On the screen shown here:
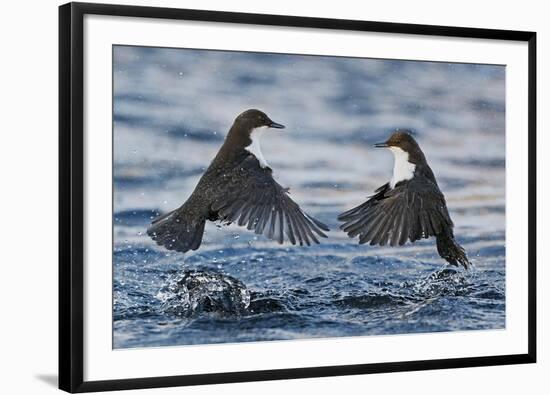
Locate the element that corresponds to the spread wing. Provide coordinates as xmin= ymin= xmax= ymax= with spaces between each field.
xmin=210 ymin=155 xmax=329 ymax=246
xmin=338 ymin=179 xmax=453 ymax=246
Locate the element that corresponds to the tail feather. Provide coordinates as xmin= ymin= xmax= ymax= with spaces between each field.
xmin=436 ymin=231 xmax=470 ymax=269
xmin=151 ymin=209 xmax=176 ymax=225
xmin=147 ymin=208 xmax=206 ymax=253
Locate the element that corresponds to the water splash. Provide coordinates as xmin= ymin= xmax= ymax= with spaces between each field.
xmin=411 ymin=268 xmax=471 ymax=297
xmin=156 ymin=270 xmax=251 ymax=317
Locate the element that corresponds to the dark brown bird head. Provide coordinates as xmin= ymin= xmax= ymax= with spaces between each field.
xmin=220 ymin=109 xmax=285 ymax=168
xmin=374 ymin=129 xmax=429 ymax=170
xmin=374 ymin=130 xmax=420 ymax=152
xmin=233 ymin=109 xmax=285 ymax=136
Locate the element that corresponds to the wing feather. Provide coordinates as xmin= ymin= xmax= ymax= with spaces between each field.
xmin=212 ymin=155 xmax=328 ymax=245
xmin=283 ymin=208 xmax=297 ymax=245
xmin=339 ymin=178 xmax=452 ymax=247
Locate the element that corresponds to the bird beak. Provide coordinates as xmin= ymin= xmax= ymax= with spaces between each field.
xmin=373 ymin=142 xmax=389 ymax=148
xmin=269 ymin=121 xmax=285 ymax=129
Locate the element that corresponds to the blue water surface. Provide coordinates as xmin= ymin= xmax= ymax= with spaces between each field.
xmin=113 ymin=46 xmax=505 ymax=349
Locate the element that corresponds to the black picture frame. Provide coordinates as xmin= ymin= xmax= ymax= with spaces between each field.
xmin=59 ymin=2 xmax=537 ymax=392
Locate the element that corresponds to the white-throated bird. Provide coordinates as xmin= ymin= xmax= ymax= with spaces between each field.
xmin=148 ymin=109 xmax=329 ymax=253
xmin=338 ymin=130 xmax=470 ymax=268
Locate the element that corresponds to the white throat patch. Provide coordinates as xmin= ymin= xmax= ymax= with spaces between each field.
xmin=388 ymin=146 xmax=416 ymax=188
xmin=245 ymin=126 xmax=269 ymax=168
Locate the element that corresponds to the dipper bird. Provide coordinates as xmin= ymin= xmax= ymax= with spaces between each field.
xmin=147 ymin=109 xmax=329 ymax=253
xmin=338 ymin=130 xmax=470 ymax=268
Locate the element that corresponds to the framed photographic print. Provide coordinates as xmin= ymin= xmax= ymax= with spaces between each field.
xmin=59 ymin=2 xmax=536 ymax=392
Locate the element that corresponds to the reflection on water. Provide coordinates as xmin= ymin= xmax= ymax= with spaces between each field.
xmin=113 ymin=45 xmax=505 ymax=349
